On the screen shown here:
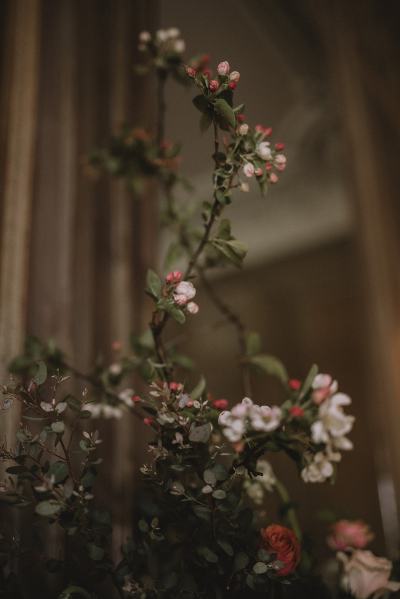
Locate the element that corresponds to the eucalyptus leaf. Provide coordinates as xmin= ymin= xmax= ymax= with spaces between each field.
xmin=34 ymin=360 xmax=47 ymax=385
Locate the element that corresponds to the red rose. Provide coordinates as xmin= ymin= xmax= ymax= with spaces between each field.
xmin=260 ymin=524 xmax=300 ymax=576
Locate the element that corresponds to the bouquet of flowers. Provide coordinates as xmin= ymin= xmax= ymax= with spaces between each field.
xmin=1 ymin=27 xmax=398 ymax=599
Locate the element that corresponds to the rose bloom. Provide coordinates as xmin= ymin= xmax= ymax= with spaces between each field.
xmin=328 ymin=520 xmax=374 ymax=552
xmin=260 ymin=524 xmax=301 ymax=576
xmin=339 ymin=550 xmax=400 ymax=599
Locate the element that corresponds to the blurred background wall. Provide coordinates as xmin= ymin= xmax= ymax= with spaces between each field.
xmin=1 ymin=0 xmax=400 ymax=561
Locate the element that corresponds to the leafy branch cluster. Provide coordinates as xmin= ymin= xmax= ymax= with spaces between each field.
xmin=0 ymin=27 xmax=362 ymax=599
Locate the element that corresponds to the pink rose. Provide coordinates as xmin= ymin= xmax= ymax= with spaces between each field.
xmin=328 ymin=520 xmax=374 ymax=551
xmin=338 ymin=550 xmax=400 ymax=599
xmin=217 ymin=61 xmax=230 ymax=76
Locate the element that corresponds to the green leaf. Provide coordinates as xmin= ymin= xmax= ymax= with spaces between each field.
xmin=36 ymin=500 xmax=62 ymax=517
xmin=51 ymin=421 xmax=65 ymax=434
xmin=48 ymin=461 xmax=68 ymax=484
xmin=212 ymin=464 xmax=228 ymax=481
xmin=245 ymin=331 xmax=262 ymax=356
xmin=203 ymin=469 xmax=217 ymax=486
xmin=300 ymin=363 xmax=318 ymax=398
xmin=234 ymin=552 xmax=249 ymax=571
xmin=146 ymin=269 xmax=162 ymax=299
xmin=192 ymin=94 xmax=210 ymax=114
xmin=214 ymin=98 xmax=236 ymax=128
xmin=58 ymin=586 xmax=92 ymax=599
xmin=34 ymin=360 xmax=47 ymax=385
xmin=189 ymin=422 xmax=212 ymax=443
xmin=253 ymin=562 xmax=268 ymax=574
xmin=87 ymin=542 xmax=105 ymax=561
xmin=200 ymin=111 xmax=213 ymax=133
xmin=190 ymin=376 xmax=206 ymax=400
xmin=211 ymin=238 xmax=248 ymax=268
xmin=212 ymin=489 xmax=226 ymax=500
xmin=216 ymin=219 xmax=231 ymax=240
xmin=217 ymin=540 xmax=234 ymax=556
xmin=168 ymin=305 xmax=186 ymax=324
xmin=248 ymin=354 xmax=288 ymax=384
xmin=198 ymin=546 xmax=218 ymax=563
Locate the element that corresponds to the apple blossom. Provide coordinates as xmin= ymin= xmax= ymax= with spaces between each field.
xmin=139 ymin=31 xmax=151 ymax=43
xmin=274 ymin=153 xmax=287 ymax=171
xmin=217 ymin=60 xmax=230 ymax=76
xmin=174 ymin=280 xmax=196 ymax=301
xmin=269 ymin=173 xmax=279 ymax=184
xmin=173 ymin=39 xmax=185 ymax=53
xmin=238 ymin=123 xmax=249 ymax=135
xmin=256 ymin=141 xmax=272 ymax=161
xmin=209 ymin=79 xmax=219 ymax=92
xmin=166 ymin=270 xmax=183 ymax=284
xmin=186 ymin=66 xmax=196 ymax=78
xmin=243 ymin=162 xmax=255 ymax=178
xmin=186 ymin=301 xmax=199 ymax=314
xmin=229 ymin=70 xmax=240 ymax=82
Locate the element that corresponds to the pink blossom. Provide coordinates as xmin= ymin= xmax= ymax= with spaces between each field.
xmin=186 ymin=66 xmax=196 ymax=78
xmin=274 ymin=153 xmax=287 ymax=171
xmin=289 ymin=406 xmax=304 ymax=418
xmin=254 ymin=167 xmax=263 ymax=177
xmin=213 ymin=398 xmax=229 ymax=410
xmin=243 ymin=163 xmax=255 ymax=178
xmin=217 ymin=61 xmax=230 ymax=76
xmin=328 ymin=520 xmax=374 ymax=551
xmin=186 ymin=301 xmax=199 ymax=314
xmin=166 ymin=270 xmax=183 ymax=284
xmin=209 ymin=79 xmax=219 ymax=92
xmin=269 ymin=172 xmax=279 ymax=184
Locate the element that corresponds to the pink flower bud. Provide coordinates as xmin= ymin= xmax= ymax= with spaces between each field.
xmin=238 ymin=123 xmax=249 ymax=136
xmin=217 ymin=61 xmax=230 ymax=76
xmin=229 ymin=70 xmax=240 ymax=82
xmin=289 ymin=378 xmax=301 ymax=390
xmin=275 ymin=142 xmax=285 ymax=151
xmin=243 ymin=163 xmax=255 ymax=178
xmin=269 ymin=172 xmax=279 ymax=184
xmin=132 ymin=395 xmax=141 ymax=403
xmin=213 ymin=398 xmax=229 ymax=410
xmin=203 ymin=68 xmax=211 ymax=79
xmin=209 ymin=79 xmax=219 ymax=92
xmin=186 ymin=301 xmax=199 ymax=314
xmin=289 ymin=405 xmax=304 ymax=418
xmin=143 ymin=417 xmax=153 ymax=426
xmin=186 ymin=66 xmax=196 ymax=78
xmin=166 ymin=270 xmax=183 ymax=284
xmin=265 ymin=162 xmax=272 ymax=172
xmin=228 ymin=81 xmax=237 ymax=90
xmin=236 ymin=113 xmax=245 ymax=123
xmin=169 ymin=381 xmax=183 ymax=392
xmin=255 ymin=167 xmax=263 ymax=177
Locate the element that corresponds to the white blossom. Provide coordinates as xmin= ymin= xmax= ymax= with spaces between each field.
xmin=139 ymin=31 xmax=151 ymax=43
xmin=219 ymin=397 xmax=282 ymax=442
xmin=186 ymin=301 xmax=199 ymax=314
xmin=229 ymin=71 xmax=240 ymax=82
xmin=85 ymin=402 xmax=123 ymax=419
xmin=239 ymin=123 xmax=249 ymax=136
xmin=243 ymin=163 xmax=255 ymax=178
xmin=217 ymin=61 xmax=230 ymax=76
xmin=256 ymin=142 xmax=272 ymax=161
xmin=174 ymin=280 xmax=196 ymax=305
